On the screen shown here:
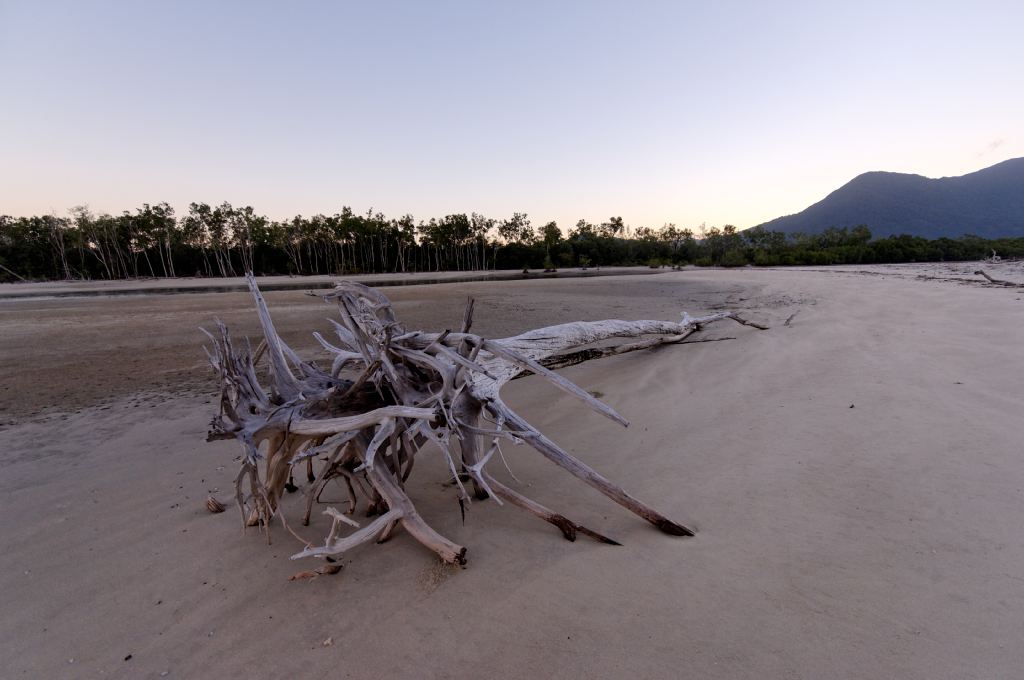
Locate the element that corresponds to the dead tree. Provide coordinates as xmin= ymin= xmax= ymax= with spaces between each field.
xmin=204 ymin=275 xmax=763 ymax=566
xmin=974 ymin=269 xmax=1024 ymax=288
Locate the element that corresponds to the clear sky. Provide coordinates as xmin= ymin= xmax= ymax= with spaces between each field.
xmin=1 ymin=0 xmax=1022 ymax=231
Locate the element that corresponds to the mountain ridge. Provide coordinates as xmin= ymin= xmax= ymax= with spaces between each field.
xmin=755 ymin=157 xmax=1024 ymax=239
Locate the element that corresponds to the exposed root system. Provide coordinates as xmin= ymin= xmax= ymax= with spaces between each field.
xmin=204 ymin=275 xmax=764 ymax=566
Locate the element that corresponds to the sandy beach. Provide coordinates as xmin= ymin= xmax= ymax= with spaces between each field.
xmin=2 ymin=263 xmax=1023 ymax=679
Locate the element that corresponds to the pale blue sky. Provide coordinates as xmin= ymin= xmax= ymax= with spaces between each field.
xmin=1 ymin=0 xmax=1021 ymax=230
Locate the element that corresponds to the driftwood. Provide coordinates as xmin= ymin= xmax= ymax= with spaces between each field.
xmin=204 ymin=275 xmax=764 ymax=566
xmin=974 ymin=269 xmax=1024 ymax=288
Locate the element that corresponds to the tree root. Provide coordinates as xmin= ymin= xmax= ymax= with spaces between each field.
xmin=975 ymin=269 xmax=1024 ymax=287
xmin=203 ymin=275 xmax=765 ymax=568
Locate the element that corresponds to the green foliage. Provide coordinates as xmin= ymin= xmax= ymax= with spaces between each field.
xmin=2 ymin=205 xmax=1023 ymax=283
xmin=538 ymin=221 xmax=562 ymax=248
xmin=720 ymin=250 xmax=748 ymax=267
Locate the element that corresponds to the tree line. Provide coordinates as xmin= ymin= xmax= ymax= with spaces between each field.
xmin=2 ymin=202 xmax=1022 ymax=282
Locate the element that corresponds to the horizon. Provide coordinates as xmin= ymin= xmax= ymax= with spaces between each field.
xmin=2 ymin=1 xmax=1022 ymax=230
xmin=1 ymin=154 xmax=1021 ymax=233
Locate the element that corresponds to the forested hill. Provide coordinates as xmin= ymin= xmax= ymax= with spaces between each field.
xmin=756 ymin=157 xmax=1024 ymax=239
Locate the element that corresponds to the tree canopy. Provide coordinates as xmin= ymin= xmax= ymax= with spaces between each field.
xmin=2 ymin=203 xmax=1021 ymax=282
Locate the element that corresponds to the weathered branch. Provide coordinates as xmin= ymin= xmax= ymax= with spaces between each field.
xmin=203 ymin=274 xmax=764 ymax=571
xmin=975 ymin=269 xmax=1024 ymax=287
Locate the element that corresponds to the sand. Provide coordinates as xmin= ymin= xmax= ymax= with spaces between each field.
xmin=1 ymin=263 xmax=1023 ymax=679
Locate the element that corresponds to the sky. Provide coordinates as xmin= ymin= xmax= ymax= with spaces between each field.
xmin=1 ymin=0 xmax=1022 ymax=231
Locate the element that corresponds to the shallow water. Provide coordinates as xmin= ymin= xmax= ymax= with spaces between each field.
xmin=0 ymin=268 xmax=667 ymax=300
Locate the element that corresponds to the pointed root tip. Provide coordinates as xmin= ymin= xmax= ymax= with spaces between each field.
xmin=656 ymin=518 xmax=695 ymax=537
xmin=576 ymin=527 xmax=622 ymax=546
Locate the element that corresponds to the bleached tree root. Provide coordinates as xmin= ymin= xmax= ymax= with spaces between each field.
xmin=204 ymin=275 xmax=764 ymax=568
xmin=975 ymin=269 xmax=1024 ymax=287
xmin=484 ymin=474 xmax=621 ymax=545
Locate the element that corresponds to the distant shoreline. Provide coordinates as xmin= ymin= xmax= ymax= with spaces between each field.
xmin=0 ymin=266 xmax=669 ymax=300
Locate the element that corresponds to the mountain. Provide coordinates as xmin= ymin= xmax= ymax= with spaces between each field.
xmin=755 ymin=157 xmax=1024 ymax=239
